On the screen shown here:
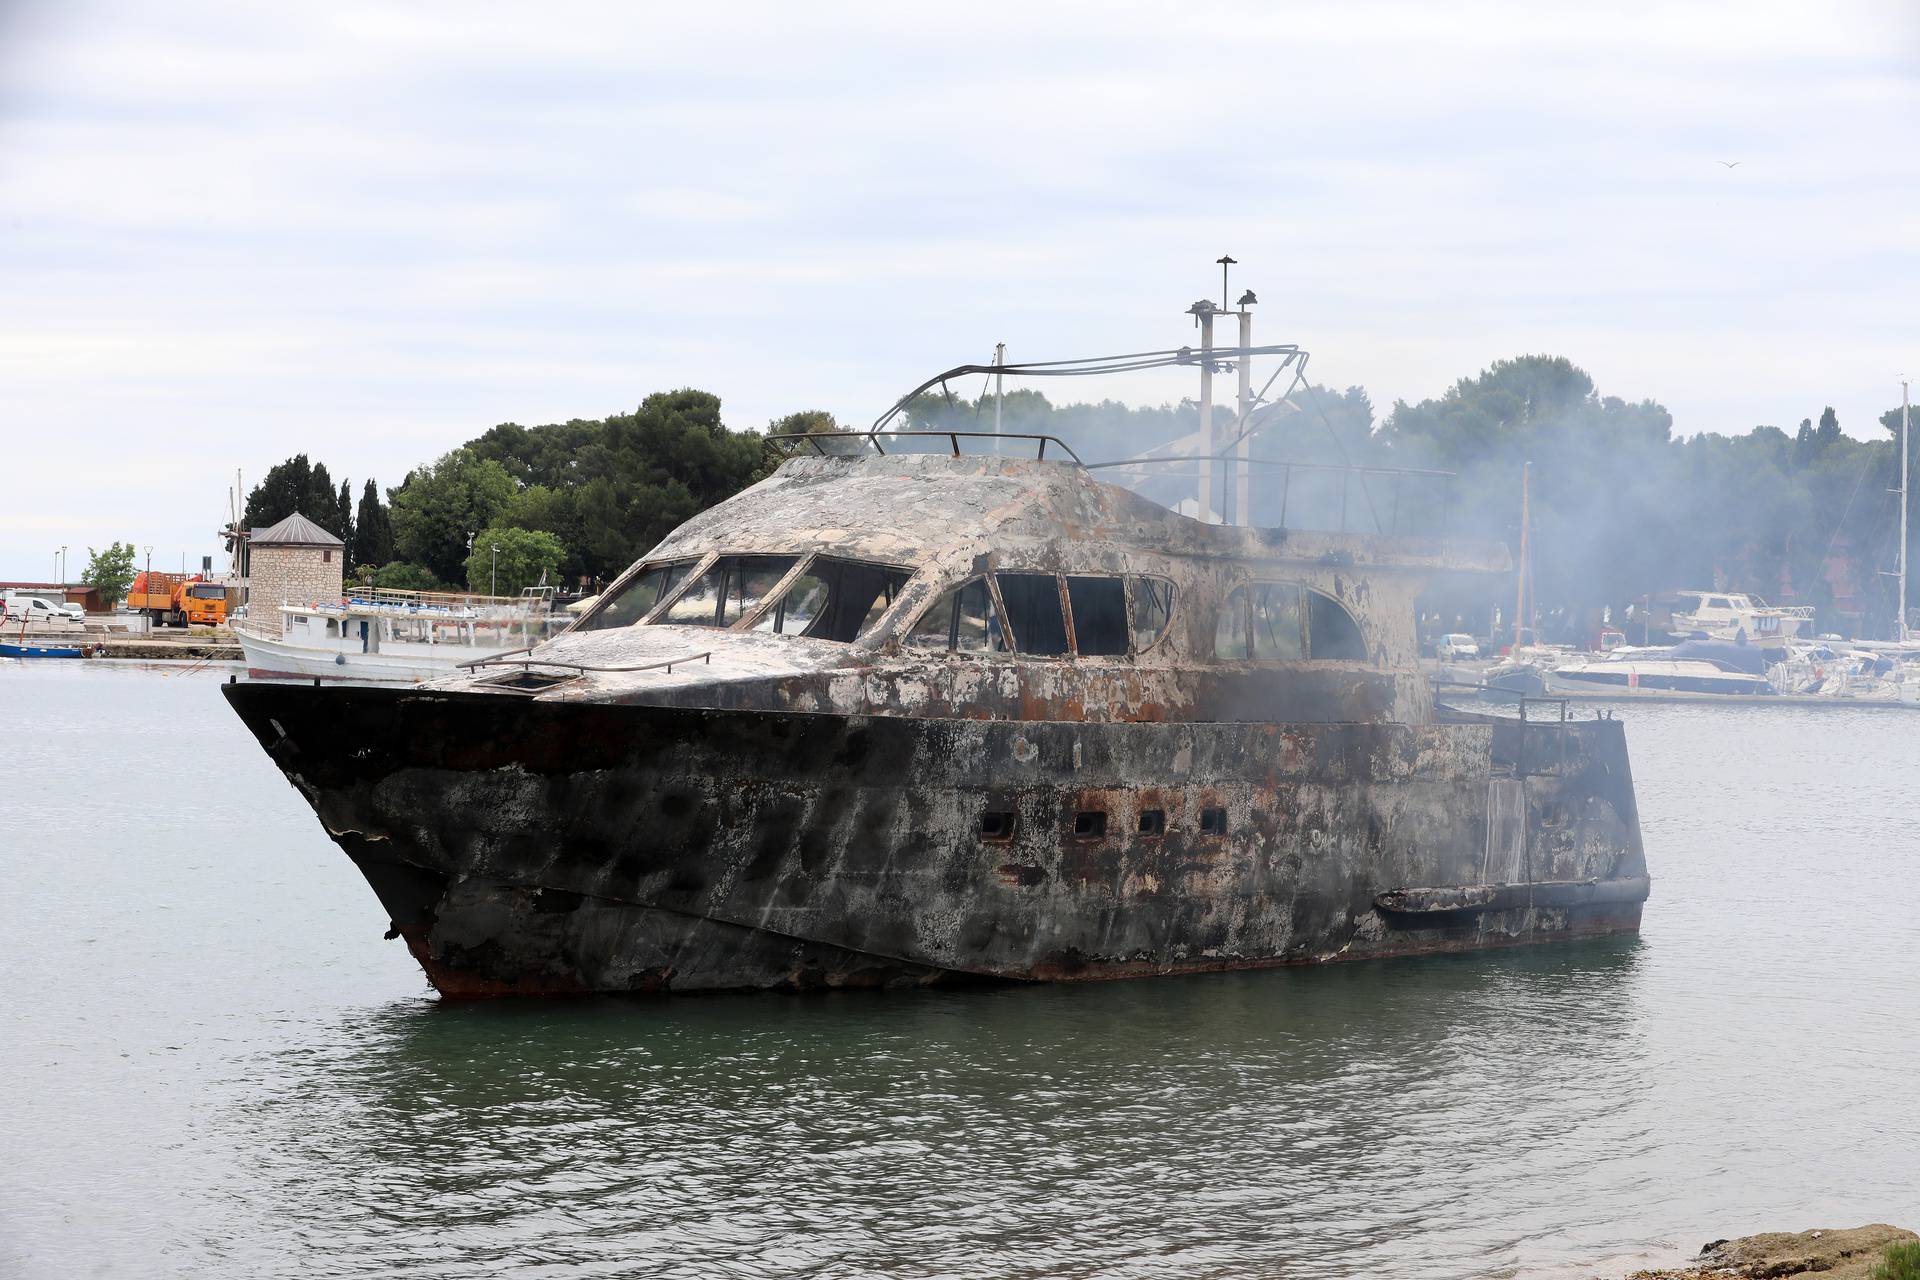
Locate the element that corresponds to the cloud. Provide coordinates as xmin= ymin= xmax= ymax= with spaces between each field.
xmin=1 ymin=0 xmax=1917 ymax=575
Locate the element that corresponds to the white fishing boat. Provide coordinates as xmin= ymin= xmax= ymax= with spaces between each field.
xmin=235 ymin=587 xmax=565 ymax=683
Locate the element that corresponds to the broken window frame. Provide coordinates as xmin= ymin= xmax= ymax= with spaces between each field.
xmin=901 ymin=569 xmax=1177 ymax=660
xmin=1306 ymin=589 xmax=1369 ymax=661
xmin=902 ymin=574 xmax=1013 ymax=655
xmin=753 ymin=554 xmax=914 ymax=643
xmin=1214 ymin=581 xmax=1369 ymax=663
xmin=994 ymin=571 xmax=1072 ymax=657
xmin=1063 ymin=574 xmax=1130 ymax=658
xmin=582 ymin=550 xmax=914 ymax=643
xmin=657 ymin=554 xmax=807 ymax=629
xmin=574 ymin=554 xmax=709 ymax=632
xmin=1125 ymin=575 xmax=1177 ymax=654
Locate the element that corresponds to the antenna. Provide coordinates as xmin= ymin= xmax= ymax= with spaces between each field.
xmin=1216 ymin=255 xmax=1236 ymax=312
xmin=993 ymin=342 xmax=1005 ymax=435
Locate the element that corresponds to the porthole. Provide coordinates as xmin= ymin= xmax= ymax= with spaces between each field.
xmin=1199 ymin=807 xmax=1227 ymax=836
xmin=1073 ymin=810 xmax=1108 ymax=839
xmin=1137 ymin=809 xmax=1166 ymax=836
xmin=980 ymin=810 xmax=1017 ymax=842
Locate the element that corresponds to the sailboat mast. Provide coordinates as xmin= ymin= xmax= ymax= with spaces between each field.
xmin=1514 ymin=461 xmax=1531 ymax=648
xmin=1901 ymin=380 xmax=1910 ymax=642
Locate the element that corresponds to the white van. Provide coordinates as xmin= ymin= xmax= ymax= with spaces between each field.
xmin=1 ymin=594 xmax=81 ymax=626
xmin=1437 ymin=633 xmax=1480 ymax=662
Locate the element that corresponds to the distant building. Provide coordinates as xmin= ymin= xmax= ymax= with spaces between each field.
xmin=244 ymin=513 xmax=344 ymax=633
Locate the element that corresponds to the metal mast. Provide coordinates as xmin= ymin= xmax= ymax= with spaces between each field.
xmin=1514 ymin=461 xmax=1532 ymax=649
xmin=1193 ymin=303 xmax=1216 ymax=523
xmin=1901 ymin=380 xmax=1910 ymax=641
xmin=1235 ymin=301 xmax=1253 ymax=526
xmin=992 ymin=343 xmax=1006 ymax=435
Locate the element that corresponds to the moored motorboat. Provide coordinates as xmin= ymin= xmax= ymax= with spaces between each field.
xmin=1547 ymin=654 xmax=1772 ymax=696
xmin=1664 ymin=590 xmax=1812 ymax=651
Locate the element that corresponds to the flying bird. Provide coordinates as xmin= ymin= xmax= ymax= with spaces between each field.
xmin=1718 ymin=160 xmax=1741 ymax=168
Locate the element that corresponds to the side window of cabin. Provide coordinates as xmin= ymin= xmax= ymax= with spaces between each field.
xmin=1251 ymin=584 xmax=1305 ymax=660
xmin=1129 ymin=576 xmax=1174 ymax=652
xmin=1215 ymin=587 xmax=1250 ymax=659
xmin=1217 ymin=583 xmax=1354 ymax=661
xmin=1065 ymin=576 xmax=1128 ymax=656
xmin=1307 ymin=591 xmax=1367 ymax=660
xmin=996 ymin=573 xmax=1069 ymax=657
xmin=759 ymin=557 xmax=910 ymax=642
xmin=581 ymin=560 xmax=692 ymax=630
xmin=906 ymin=577 xmax=1006 ymax=653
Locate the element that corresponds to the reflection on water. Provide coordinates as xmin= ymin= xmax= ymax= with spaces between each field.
xmin=3 ymin=665 xmax=1918 ymax=1280
xmin=248 ymin=945 xmax=1648 ymax=1279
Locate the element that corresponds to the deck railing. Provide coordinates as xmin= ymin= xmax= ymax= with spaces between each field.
xmin=766 ymin=430 xmax=1080 ymax=462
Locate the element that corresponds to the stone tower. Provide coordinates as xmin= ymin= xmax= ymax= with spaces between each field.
xmin=245 ymin=512 xmax=344 ymax=636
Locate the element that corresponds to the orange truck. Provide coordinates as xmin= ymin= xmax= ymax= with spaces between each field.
xmin=128 ymin=572 xmax=229 ymax=627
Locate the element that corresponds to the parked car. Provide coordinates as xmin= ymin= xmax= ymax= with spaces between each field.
xmin=1437 ymin=632 xmax=1480 ymax=662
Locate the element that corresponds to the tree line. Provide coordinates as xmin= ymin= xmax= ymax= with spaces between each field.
xmin=239 ymin=356 xmax=1918 ymax=635
xmin=242 ymin=391 xmax=803 ymax=597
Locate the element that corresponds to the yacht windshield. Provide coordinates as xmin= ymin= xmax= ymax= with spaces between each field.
xmin=660 ymin=556 xmax=799 ymax=627
xmin=578 ymin=559 xmax=696 ymax=630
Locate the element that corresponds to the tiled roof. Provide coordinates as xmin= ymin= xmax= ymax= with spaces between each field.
xmin=250 ymin=511 xmax=344 ymax=548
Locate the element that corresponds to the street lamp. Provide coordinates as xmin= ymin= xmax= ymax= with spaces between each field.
xmin=61 ymin=545 xmax=67 ymax=585
xmin=490 ymin=543 xmax=499 ymax=598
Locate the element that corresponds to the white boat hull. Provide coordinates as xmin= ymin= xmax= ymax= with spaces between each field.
xmin=236 ymin=627 xmax=486 ymax=684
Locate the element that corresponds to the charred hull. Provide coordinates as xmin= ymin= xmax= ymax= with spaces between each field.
xmin=225 ymin=682 xmax=1648 ymax=997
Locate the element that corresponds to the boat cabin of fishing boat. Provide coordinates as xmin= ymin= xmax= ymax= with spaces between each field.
xmin=1666 ymin=590 xmax=1812 ymax=650
xmin=234 ymin=588 xmax=564 ymax=684
xmin=224 ymin=297 xmax=1651 ymax=997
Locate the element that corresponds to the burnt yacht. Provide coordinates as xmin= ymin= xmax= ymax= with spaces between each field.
xmin=225 ymin=296 xmax=1650 ymax=996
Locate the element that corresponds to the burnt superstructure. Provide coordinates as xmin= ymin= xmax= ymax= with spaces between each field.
xmin=226 ymin=440 xmax=1650 ymax=996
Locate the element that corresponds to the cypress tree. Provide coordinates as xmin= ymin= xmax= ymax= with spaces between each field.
xmin=354 ymin=478 xmax=393 ymax=567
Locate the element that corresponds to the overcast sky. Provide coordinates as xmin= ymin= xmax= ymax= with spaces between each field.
xmin=2 ymin=0 xmax=1916 ymax=580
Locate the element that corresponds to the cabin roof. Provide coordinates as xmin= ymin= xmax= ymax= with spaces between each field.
xmin=643 ymin=453 xmax=1510 ymax=576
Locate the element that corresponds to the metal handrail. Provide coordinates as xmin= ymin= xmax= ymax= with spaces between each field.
xmin=866 ymin=344 xmax=1306 ymax=434
xmin=766 ymin=430 xmax=1082 ymax=463
xmin=458 ymin=647 xmax=714 ymax=675
xmin=1516 ymin=695 xmax=1571 ymax=724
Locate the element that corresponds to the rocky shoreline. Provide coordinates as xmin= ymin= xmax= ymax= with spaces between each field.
xmin=1617 ymin=1225 xmax=1916 ymax=1280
